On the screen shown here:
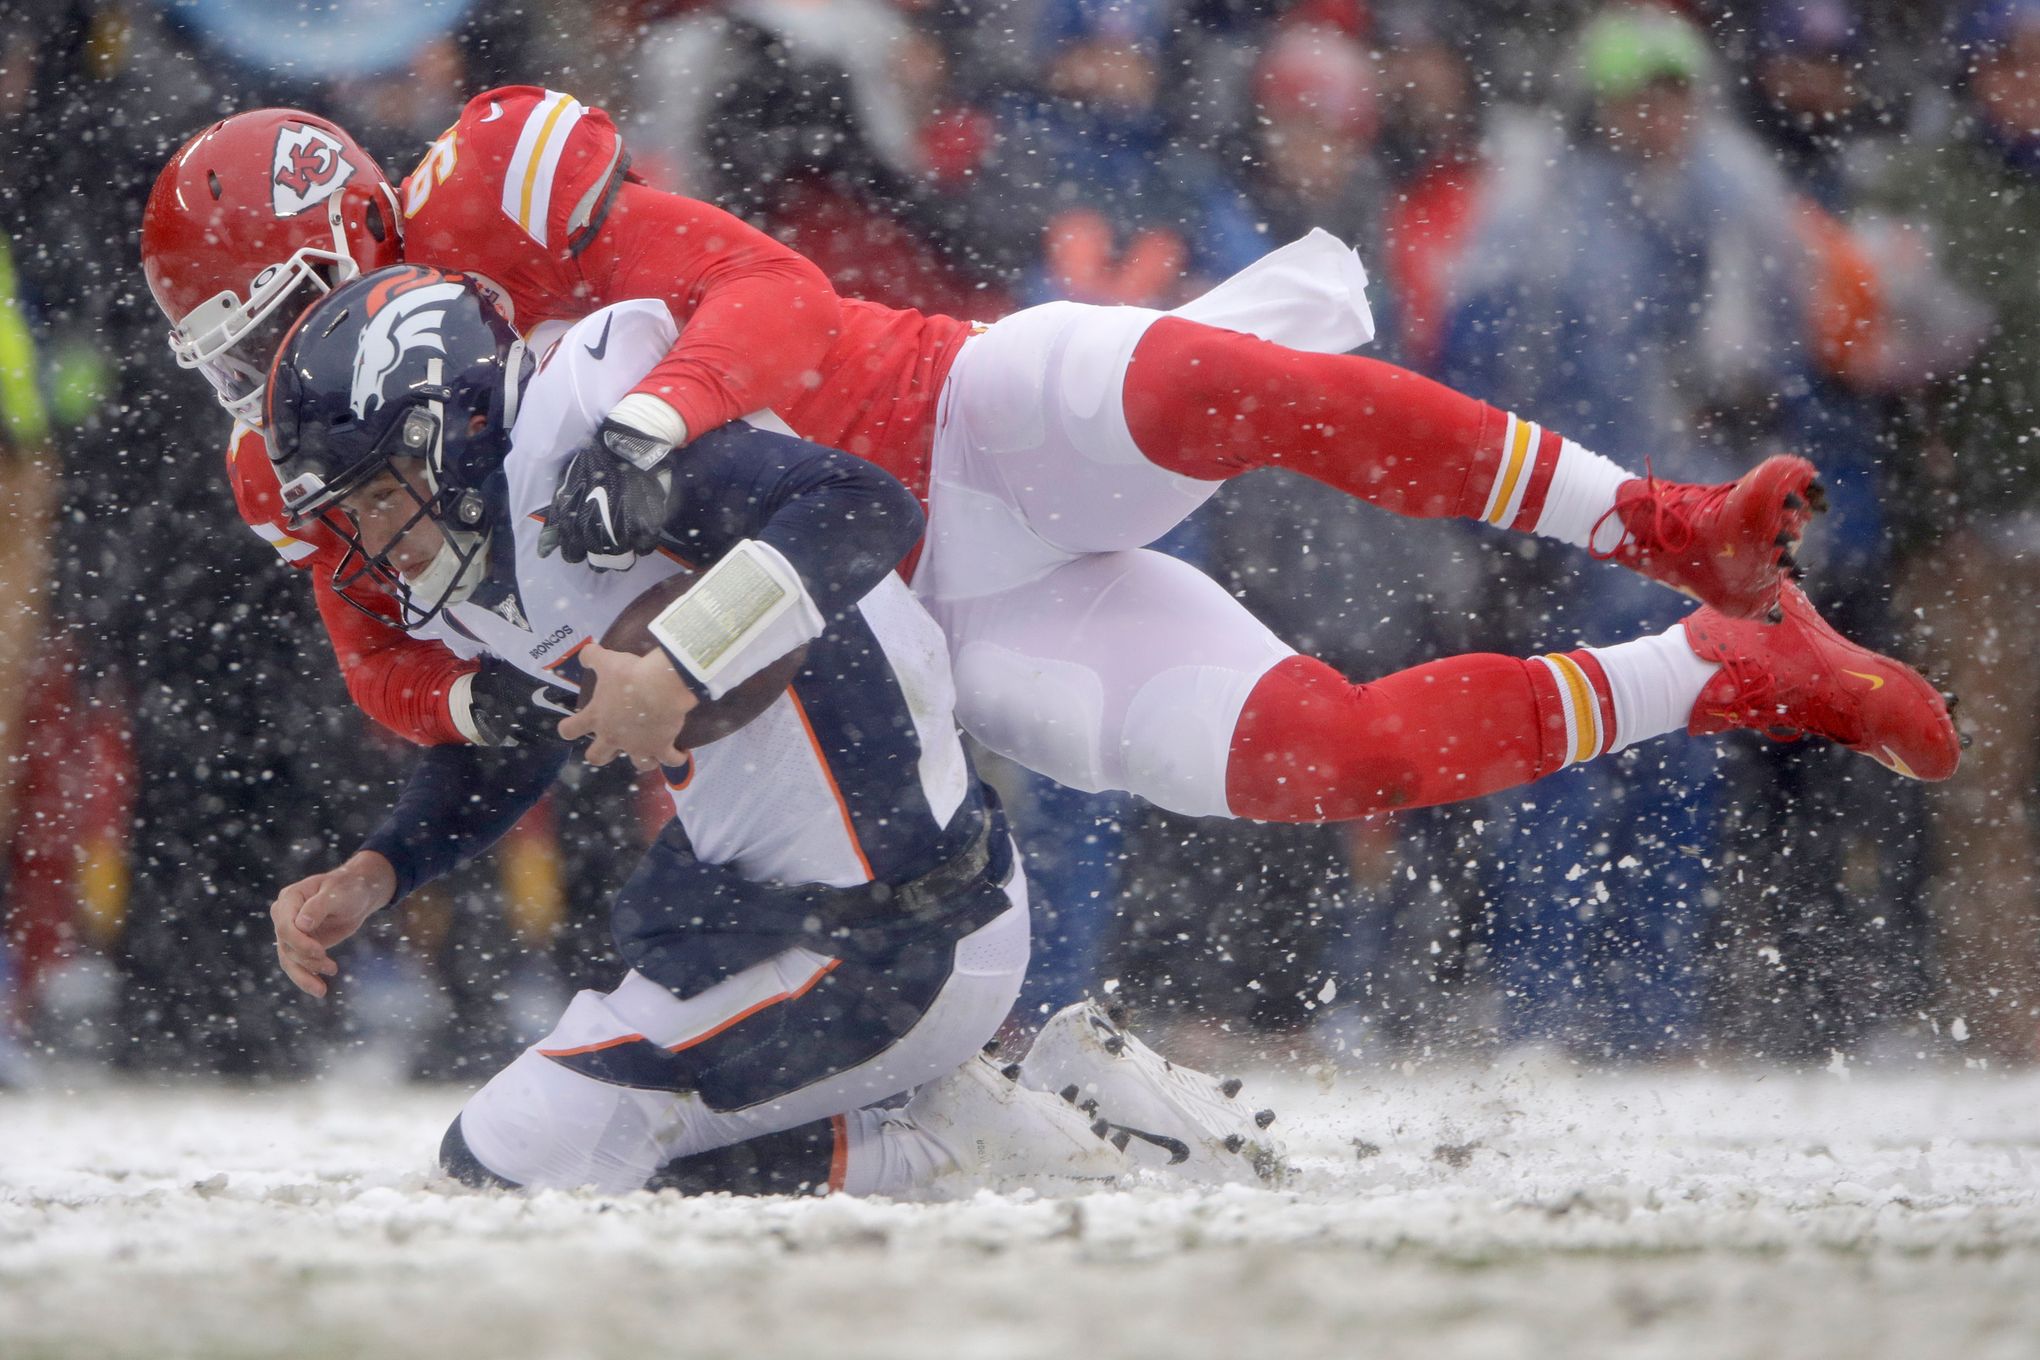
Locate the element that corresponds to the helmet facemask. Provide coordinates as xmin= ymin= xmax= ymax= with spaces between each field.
xmin=266 ymin=263 xmax=526 ymax=629
xmin=286 ymin=401 xmax=492 ymax=630
xmin=165 ymin=181 xmax=402 ymax=426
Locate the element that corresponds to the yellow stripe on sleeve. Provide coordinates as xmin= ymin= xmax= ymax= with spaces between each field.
xmin=1487 ymin=415 xmax=1535 ymax=526
xmin=517 ymin=95 xmax=575 ymax=235
xmin=1544 ymin=653 xmax=1602 ymax=765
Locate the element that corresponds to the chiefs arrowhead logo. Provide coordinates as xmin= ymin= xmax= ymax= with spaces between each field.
xmin=271 ymin=123 xmax=355 ymax=217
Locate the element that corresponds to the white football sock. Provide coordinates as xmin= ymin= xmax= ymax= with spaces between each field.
xmin=835 ymin=1106 xmax=948 ymax=1198
xmin=1584 ymin=622 xmax=1723 ymax=751
xmin=1531 ymin=437 xmax=1636 ymax=552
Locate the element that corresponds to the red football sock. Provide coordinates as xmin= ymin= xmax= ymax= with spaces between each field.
xmin=1122 ymin=315 xmax=1562 ymax=529
xmin=1226 ymin=650 xmax=1617 ymax=822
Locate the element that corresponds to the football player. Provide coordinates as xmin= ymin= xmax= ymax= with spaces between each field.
xmin=261 ymin=265 xmax=1279 ymax=1195
xmin=140 ymin=109 xmax=553 ymax=749
xmin=141 ymin=91 xmax=1960 ymax=830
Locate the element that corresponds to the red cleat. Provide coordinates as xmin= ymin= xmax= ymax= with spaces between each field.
xmin=1595 ymin=454 xmax=1824 ymax=618
xmin=1682 ymin=582 xmax=1961 ymax=781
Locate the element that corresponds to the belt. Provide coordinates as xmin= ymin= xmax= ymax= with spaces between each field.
xmin=820 ymin=814 xmax=998 ymax=927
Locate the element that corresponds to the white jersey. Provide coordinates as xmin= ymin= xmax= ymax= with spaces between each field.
xmin=420 ymin=301 xmax=974 ymax=890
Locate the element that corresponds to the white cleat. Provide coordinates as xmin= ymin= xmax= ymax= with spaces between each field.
xmin=1019 ymin=1001 xmax=1285 ymax=1185
xmin=902 ymin=1053 xmax=1131 ymax=1197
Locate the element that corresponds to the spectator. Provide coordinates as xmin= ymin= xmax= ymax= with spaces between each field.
xmin=1376 ymin=14 xmax=1488 ymax=370
xmin=1870 ymin=0 xmax=2040 ymax=1063
xmin=1436 ymin=6 xmax=1812 ymax=1059
xmin=997 ymin=0 xmax=1266 ymax=305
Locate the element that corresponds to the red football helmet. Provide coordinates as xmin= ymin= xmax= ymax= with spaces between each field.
xmin=140 ymin=108 xmax=403 ymax=425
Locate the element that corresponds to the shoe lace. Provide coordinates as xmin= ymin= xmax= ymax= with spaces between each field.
xmin=1709 ymin=655 xmax=1808 ymax=743
xmin=1588 ymin=458 xmax=1734 ymax=562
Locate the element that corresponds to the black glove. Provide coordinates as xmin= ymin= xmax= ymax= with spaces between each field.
xmin=535 ymin=417 xmax=675 ymax=568
xmin=463 ymin=658 xmax=577 ymax=747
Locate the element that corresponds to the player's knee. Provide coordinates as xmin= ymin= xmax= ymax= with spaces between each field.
xmin=1225 ymin=656 xmax=1422 ymax=821
xmin=1122 ymin=665 xmax=1259 ymax=818
xmin=453 ymin=1047 xmax=667 ymax=1193
xmin=1123 ymin=317 xmax=1265 ymax=479
xmin=646 ymin=1122 xmax=840 ymax=1198
xmin=439 ymin=1113 xmax=522 ymax=1190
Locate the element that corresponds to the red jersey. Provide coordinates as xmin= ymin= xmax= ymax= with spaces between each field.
xmin=226 ymin=424 xmax=475 ymax=745
xmin=397 ymin=86 xmax=971 ymax=500
xmin=227 ymin=85 xmax=968 ymax=748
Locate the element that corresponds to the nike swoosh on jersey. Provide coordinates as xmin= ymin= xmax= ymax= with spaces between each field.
xmin=1843 ymin=669 xmax=1886 ymax=691
xmin=584 ymin=314 xmax=613 ymax=361
xmin=480 ymin=101 xmax=504 ymax=123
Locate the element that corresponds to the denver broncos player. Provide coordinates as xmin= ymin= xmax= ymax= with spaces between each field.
xmin=261 ymin=265 xmax=1278 ymax=1195
xmin=143 ymin=89 xmax=1960 ymax=830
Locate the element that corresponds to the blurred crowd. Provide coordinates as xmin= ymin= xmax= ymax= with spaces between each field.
xmin=0 ymin=0 xmax=2036 ymax=1084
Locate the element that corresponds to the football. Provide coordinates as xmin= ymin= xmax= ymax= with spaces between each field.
xmin=595 ymin=567 xmax=808 ymax=747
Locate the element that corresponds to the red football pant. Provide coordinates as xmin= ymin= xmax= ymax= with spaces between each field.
xmin=1121 ymin=316 xmax=1558 ymax=530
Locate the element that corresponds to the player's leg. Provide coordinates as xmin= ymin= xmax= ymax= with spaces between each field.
xmin=931 ymin=293 xmax=1818 ymax=619
xmin=933 ymin=549 xmax=1957 ymax=826
xmin=931 ymin=549 xmax=1294 ymax=818
xmin=1122 ymin=316 xmax=1824 ymax=618
xmin=460 ymin=1047 xmax=1129 ymax=1198
xmin=442 ymin=873 xmax=1123 ymax=1196
xmin=444 ymin=885 xmax=1026 ymax=1191
xmin=1229 ymin=578 xmax=1961 ymax=821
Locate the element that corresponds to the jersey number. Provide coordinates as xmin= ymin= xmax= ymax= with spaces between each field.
xmin=404 ymin=132 xmax=459 ymax=218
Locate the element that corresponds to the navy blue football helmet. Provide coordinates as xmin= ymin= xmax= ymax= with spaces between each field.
xmin=266 ymin=264 xmax=531 ymax=627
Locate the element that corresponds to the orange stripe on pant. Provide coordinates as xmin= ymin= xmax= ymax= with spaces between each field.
xmin=828 ymin=1113 xmax=850 ymax=1193
xmin=667 ymin=958 xmax=843 ymax=1054
xmin=537 ymin=958 xmax=842 ymax=1060
xmin=787 ymin=687 xmax=875 ymax=881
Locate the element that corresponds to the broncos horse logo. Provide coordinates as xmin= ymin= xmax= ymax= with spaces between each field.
xmin=349 ymin=271 xmax=469 ymax=418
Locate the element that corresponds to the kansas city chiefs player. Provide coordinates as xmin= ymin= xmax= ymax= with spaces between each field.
xmin=140 ymin=109 xmax=563 ymax=747
xmin=141 ymin=87 xmax=1961 ymax=815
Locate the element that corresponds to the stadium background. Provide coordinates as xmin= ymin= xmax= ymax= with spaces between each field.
xmin=0 ymin=0 xmax=2034 ymax=1086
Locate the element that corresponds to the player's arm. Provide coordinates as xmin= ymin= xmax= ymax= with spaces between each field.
xmin=310 ymin=573 xmax=573 ymax=747
xmin=578 ymin=182 xmax=843 ymax=445
xmin=272 ymin=740 xmax=568 ymax=997
xmin=560 ymin=422 xmax=924 ymax=767
xmin=230 ymin=427 xmax=533 ymax=747
xmin=307 ymin=570 xmax=474 ymax=744
xmin=665 ymin=419 xmax=925 ymax=624
xmin=538 ymin=185 xmax=850 ymax=567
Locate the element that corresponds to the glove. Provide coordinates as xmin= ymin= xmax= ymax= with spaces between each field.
xmin=536 ymin=416 xmax=676 ymax=569
xmin=459 ymin=658 xmax=577 ymax=747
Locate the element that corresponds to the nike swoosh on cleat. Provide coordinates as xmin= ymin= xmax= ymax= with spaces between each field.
xmin=1843 ymin=669 xmax=1886 ymax=691
xmin=1106 ymin=1124 xmax=1191 ymax=1165
xmin=1877 ymin=746 xmax=1918 ymax=778
xmin=584 ymin=315 xmax=613 ymax=361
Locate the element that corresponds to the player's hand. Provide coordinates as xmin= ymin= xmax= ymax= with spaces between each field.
xmin=535 ymin=417 xmax=675 ymax=569
xmin=269 ymin=851 xmax=397 ymax=999
xmin=462 ymin=658 xmax=577 ymax=747
xmin=556 ymin=642 xmax=697 ymax=772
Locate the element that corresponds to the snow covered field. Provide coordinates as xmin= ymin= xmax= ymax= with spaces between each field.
xmin=6 ymin=1062 xmax=2039 ymax=1360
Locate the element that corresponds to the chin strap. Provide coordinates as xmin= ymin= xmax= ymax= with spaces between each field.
xmin=502 ymin=336 xmax=531 ymax=430
xmin=402 ymin=526 xmax=491 ymax=616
